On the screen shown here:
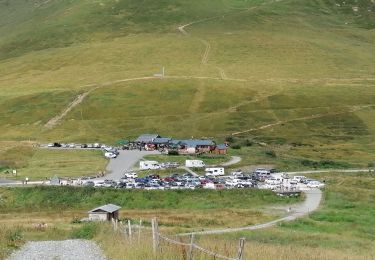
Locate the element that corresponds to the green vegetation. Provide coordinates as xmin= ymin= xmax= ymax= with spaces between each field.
xmin=217 ymin=172 xmax=375 ymax=256
xmin=0 ymin=187 xmax=298 ymax=211
xmin=143 ymin=153 xmax=229 ymax=166
xmin=0 ymin=143 xmax=107 ymax=180
xmin=70 ymin=222 xmax=99 ymax=239
xmin=0 ymin=0 xmax=373 ymax=171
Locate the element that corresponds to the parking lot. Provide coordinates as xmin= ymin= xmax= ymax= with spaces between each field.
xmin=40 ymin=142 xmax=325 ymax=193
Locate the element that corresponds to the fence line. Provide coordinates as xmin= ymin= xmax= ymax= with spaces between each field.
xmin=112 ymin=217 xmax=245 ymax=260
xmin=151 ymin=218 xmax=245 ymax=260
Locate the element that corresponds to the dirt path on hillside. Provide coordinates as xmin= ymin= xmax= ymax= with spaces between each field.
xmin=42 ymin=75 xmax=249 ymax=129
xmin=231 ymin=104 xmax=374 ymax=136
xmin=44 ymin=90 xmax=94 ymax=129
xmin=177 ymin=5 xmax=268 ymax=79
xmin=178 ymin=188 xmax=322 ymax=236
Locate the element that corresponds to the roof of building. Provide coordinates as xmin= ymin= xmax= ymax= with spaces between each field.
xmin=88 ymin=204 xmax=121 ymax=214
xmin=153 ymin=137 xmax=172 ymax=144
xmin=216 ymin=144 xmax=228 ymax=150
xmin=171 ymin=139 xmax=215 ymax=147
xmin=135 ymin=134 xmax=160 ymax=143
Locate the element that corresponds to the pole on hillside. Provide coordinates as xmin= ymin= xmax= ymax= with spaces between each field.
xmin=237 ymin=238 xmax=245 ymax=260
xmin=138 ymin=219 xmax=142 ymax=244
xmin=128 ymin=220 xmax=132 ymax=239
xmin=188 ymin=233 xmax=195 ymax=260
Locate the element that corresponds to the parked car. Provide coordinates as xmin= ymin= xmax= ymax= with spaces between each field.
xmin=104 ymin=152 xmax=117 ymax=159
xmin=124 ymin=172 xmax=138 ymax=179
xmin=307 ymin=181 xmax=325 ymax=188
xmin=293 ymin=176 xmax=306 ymax=183
xmin=83 ymin=181 xmax=95 ymax=187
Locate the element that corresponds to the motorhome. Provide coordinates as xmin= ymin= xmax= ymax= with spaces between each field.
xmin=185 ymin=160 xmax=205 ymax=168
xmin=205 ymin=167 xmax=225 ymax=177
xmin=139 ymin=161 xmax=161 ymax=170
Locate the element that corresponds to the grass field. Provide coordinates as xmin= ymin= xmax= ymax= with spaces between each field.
xmin=0 ymin=172 xmax=374 ymax=259
xmin=92 ymin=172 xmax=375 ymax=259
xmin=0 ymin=142 xmax=107 ymax=180
xmin=0 ymin=0 xmax=374 ymax=172
xmin=1 ymin=171 xmax=370 ymax=259
xmin=0 ymin=187 xmax=298 ymax=258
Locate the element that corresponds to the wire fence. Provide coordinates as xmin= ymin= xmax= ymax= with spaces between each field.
xmin=112 ymin=218 xmax=245 ymax=260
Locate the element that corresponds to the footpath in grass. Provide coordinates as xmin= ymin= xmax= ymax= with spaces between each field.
xmin=216 ymin=172 xmax=375 ymax=256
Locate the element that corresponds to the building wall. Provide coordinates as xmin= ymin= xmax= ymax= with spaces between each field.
xmin=89 ymin=213 xmax=108 ymax=221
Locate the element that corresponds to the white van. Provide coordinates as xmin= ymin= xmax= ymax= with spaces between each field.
xmin=205 ymin=167 xmax=225 ymax=177
xmin=185 ymin=160 xmax=205 ymax=168
xmin=255 ymin=168 xmax=271 ymax=175
xmin=139 ymin=161 xmax=161 ymax=170
xmin=265 ymin=177 xmax=283 ymax=185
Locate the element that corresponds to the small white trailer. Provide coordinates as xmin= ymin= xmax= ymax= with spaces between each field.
xmin=185 ymin=160 xmax=205 ymax=168
xmin=139 ymin=161 xmax=161 ymax=170
xmin=205 ymin=167 xmax=225 ymax=177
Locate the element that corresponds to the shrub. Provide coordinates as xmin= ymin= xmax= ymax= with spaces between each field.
xmin=6 ymin=227 xmax=24 ymax=248
xmin=70 ymin=222 xmax=99 ymax=239
xmin=231 ymin=144 xmax=241 ymax=150
xmin=168 ymin=150 xmax=179 ymax=155
xmin=265 ymin=150 xmax=276 ymax=158
xmin=225 ymin=136 xmax=235 ymax=143
xmin=243 ymin=139 xmax=253 ymax=147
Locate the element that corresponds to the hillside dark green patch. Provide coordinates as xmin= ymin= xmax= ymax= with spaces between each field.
xmin=0 ymin=91 xmax=78 ymax=125
xmin=0 ymin=187 xmax=299 ymax=211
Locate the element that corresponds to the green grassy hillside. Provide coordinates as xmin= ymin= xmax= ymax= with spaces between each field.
xmin=0 ymin=0 xmax=374 ymax=169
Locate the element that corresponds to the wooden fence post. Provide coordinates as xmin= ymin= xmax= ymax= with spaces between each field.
xmin=188 ymin=233 xmax=195 ymax=260
xmin=155 ymin=218 xmax=160 ymax=250
xmin=237 ymin=238 xmax=245 ymax=260
xmin=128 ymin=220 xmax=132 ymax=239
xmin=138 ymin=219 xmax=142 ymax=244
xmin=151 ymin=218 xmax=157 ymax=254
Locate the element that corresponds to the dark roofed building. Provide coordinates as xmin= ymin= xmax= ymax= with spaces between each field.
xmin=213 ymin=144 xmax=228 ymax=155
xmin=153 ymin=137 xmax=172 ymax=144
xmin=172 ymin=139 xmax=216 ymax=154
xmin=88 ymin=204 xmax=121 ymax=221
xmin=135 ymin=134 xmax=161 ymax=143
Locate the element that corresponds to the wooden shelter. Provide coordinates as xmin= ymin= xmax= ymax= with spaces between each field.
xmin=88 ymin=204 xmax=121 ymax=221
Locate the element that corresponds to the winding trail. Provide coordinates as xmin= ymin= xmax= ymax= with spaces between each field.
xmin=43 ymin=75 xmax=247 ymax=129
xmin=220 ymin=156 xmax=242 ymax=166
xmin=44 ymin=90 xmax=93 ymax=129
xmin=231 ymin=104 xmax=374 ymax=136
xmin=178 ymin=188 xmax=322 ymax=236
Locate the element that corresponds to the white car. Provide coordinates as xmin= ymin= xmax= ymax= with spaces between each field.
xmin=307 ymin=181 xmax=325 ymax=188
xmin=124 ymin=172 xmax=138 ymax=179
xmin=105 ymin=152 xmax=117 ymax=159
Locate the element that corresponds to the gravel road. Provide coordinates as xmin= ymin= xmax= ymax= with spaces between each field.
xmin=97 ymin=150 xmax=160 ymax=180
xmin=8 ymin=240 xmax=106 ymax=260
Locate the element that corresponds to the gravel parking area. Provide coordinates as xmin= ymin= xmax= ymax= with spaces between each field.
xmin=8 ymin=240 xmax=106 ymax=260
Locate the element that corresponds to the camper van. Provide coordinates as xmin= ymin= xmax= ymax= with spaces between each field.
xmin=205 ymin=167 xmax=225 ymax=177
xmin=185 ymin=160 xmax=205 ymax=168
xmin=139 ymin=161 xmax=161 ymax=170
